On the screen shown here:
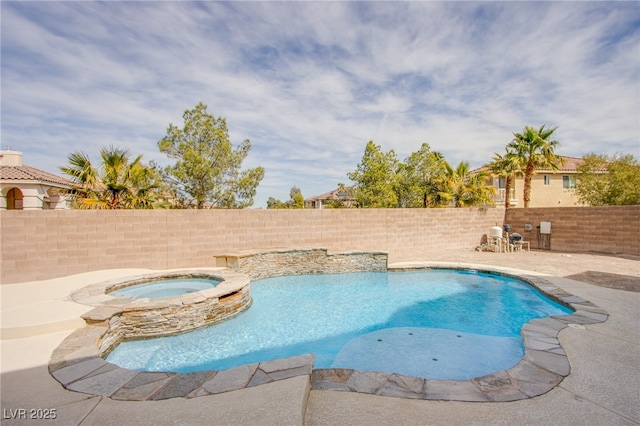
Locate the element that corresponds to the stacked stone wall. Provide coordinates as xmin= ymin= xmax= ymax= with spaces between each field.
xmin=215 ymin=248 xmax=388 ymax=280
xmin=69 ymin=270 xmax=251 ymax=356
xmin=97 ymin=287 xmax=252 ymax=355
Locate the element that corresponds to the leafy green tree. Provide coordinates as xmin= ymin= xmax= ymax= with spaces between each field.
xmin=60 ymin=146 xmax=163 ymax=209
xmin=267 ymin=186 xmax=305 ymax=209
xmin=507 ymin=125 xmax=563 ymax=208
xmin=158 ymin=103 xmax=264 ymax=208
xmin=437 ymin=161 xmax=495 ymax=207
xmin=290 ymin=186 xmax=305 ymax=209
xmin=488 ymin=149 xmax=522 ymax=208
xmin=266 ymin=197 xmax=283 ymax=209
xmin=347 ymin=140 xmax=400 ymax=208
xmin=576 ymin=153 xmax=640 ymax=205
xmin=398 ymin=143 xmax=447 ymax=208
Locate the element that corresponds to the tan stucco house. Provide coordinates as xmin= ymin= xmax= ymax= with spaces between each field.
xmin=0 ymin=150 xmax=72 ymax=210
xmin=486 ymin=156 xmax=589 ymax=208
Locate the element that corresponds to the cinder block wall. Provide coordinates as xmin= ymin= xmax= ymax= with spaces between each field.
xmin=504 ymin=205 xmax=640 ymax=255
xmin=0 ymin=208 xmax=504 ymax=284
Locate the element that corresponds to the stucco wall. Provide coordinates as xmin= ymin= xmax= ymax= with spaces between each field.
xmin=504 ymin=205 xmax=639 ymax=255
xmin=511 ymin=174 xmax=581 ymax=208
xmin=0 ymin=208 xmax=504 ymax=284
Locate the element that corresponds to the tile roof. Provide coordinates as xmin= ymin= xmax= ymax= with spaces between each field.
xmin=474 ymin=156 xmax=607 ymax=174
xmin=0 ymin=165 xmax=73 ymax=187
xmin=537 ymin=156 xmax=584 ymax=172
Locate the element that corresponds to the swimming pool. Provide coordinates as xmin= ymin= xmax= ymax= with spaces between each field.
xmin=106 ymin=270 xmax=572 ymax=380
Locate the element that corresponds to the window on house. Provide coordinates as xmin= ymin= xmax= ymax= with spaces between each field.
xmin=498 ymin=177 xmax=506 ymax=189
xmin=544 ymin=175 xmax=551 ymax=186
xmin=563 ymin=175 xmax=576 ymax=189
xmin=6 ymin=187 xmax=24 ymax=210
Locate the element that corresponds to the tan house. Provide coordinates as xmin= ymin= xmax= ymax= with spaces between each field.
xmin=304 ymin=187 xmax=355 ymax=209
xmin=484 ymin=156 xmax=591 ymax=208
xmin=0 ymin=150 xmax=72 ymax=210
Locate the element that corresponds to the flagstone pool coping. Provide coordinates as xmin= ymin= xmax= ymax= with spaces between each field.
xmin=49 ymin=262 xmax=609 ymax=403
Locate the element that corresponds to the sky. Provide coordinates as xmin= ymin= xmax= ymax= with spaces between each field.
xmin=2 ymin=1 xmax=639 ymax=208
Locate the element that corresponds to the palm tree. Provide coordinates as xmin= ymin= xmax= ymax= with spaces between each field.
xmin=488 ymin=150 xmax=522 ymax=208
xmin=437 ymin=161 xmax=496 ymax=207
xmin=60 ymin=146 xmax=161 ymax=209
xmin=507 ymin=125 xmax=563 ymax=208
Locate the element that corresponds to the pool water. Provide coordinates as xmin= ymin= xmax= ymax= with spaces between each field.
xmin=106 ymin=270 xmax=572 ymax=380
xmin=108 ymin=278 xmax=219 ymax=299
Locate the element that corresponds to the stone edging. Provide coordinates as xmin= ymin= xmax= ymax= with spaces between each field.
xmin=311 ymin=266 xmax=609 ymax=401
xmin=69 ymin=269 xmax=251 ymax=355
xmin=49 ymin=263 xmax=608 ymax=402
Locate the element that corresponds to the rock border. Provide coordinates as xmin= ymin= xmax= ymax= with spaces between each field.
xmin=213 ymin=247 xmax=388 ymax=280
xmin=311 ymin=266 xmax=609 ymax=401
xmin=49 ymin=261 xmax=608 ymax=402
xmin=69 ymin=269 xmax=252 ymax=355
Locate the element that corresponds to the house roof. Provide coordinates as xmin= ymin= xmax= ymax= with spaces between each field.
xmin=305 ymin=187 xmax=354 ymax=202
xmin=475 ymin=155 xmax=607 ymax=174
xmin=0 ymin=164 xmax=73 ymax=187
xmin=537 ymin=156 xmax=584 ymax=172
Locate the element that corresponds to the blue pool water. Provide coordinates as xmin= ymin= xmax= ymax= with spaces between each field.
xmin=109 ymin=278 xmax=219 ymax=299
xmin=106 ymin=270 xmax=572 ymax=379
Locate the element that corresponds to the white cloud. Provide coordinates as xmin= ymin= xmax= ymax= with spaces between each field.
xmin=1 ymin=1 xmax=638 ymax=207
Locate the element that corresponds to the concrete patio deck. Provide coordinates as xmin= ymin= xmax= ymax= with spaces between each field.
xmin=1 ymin=250 xmax=639 ymax=425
